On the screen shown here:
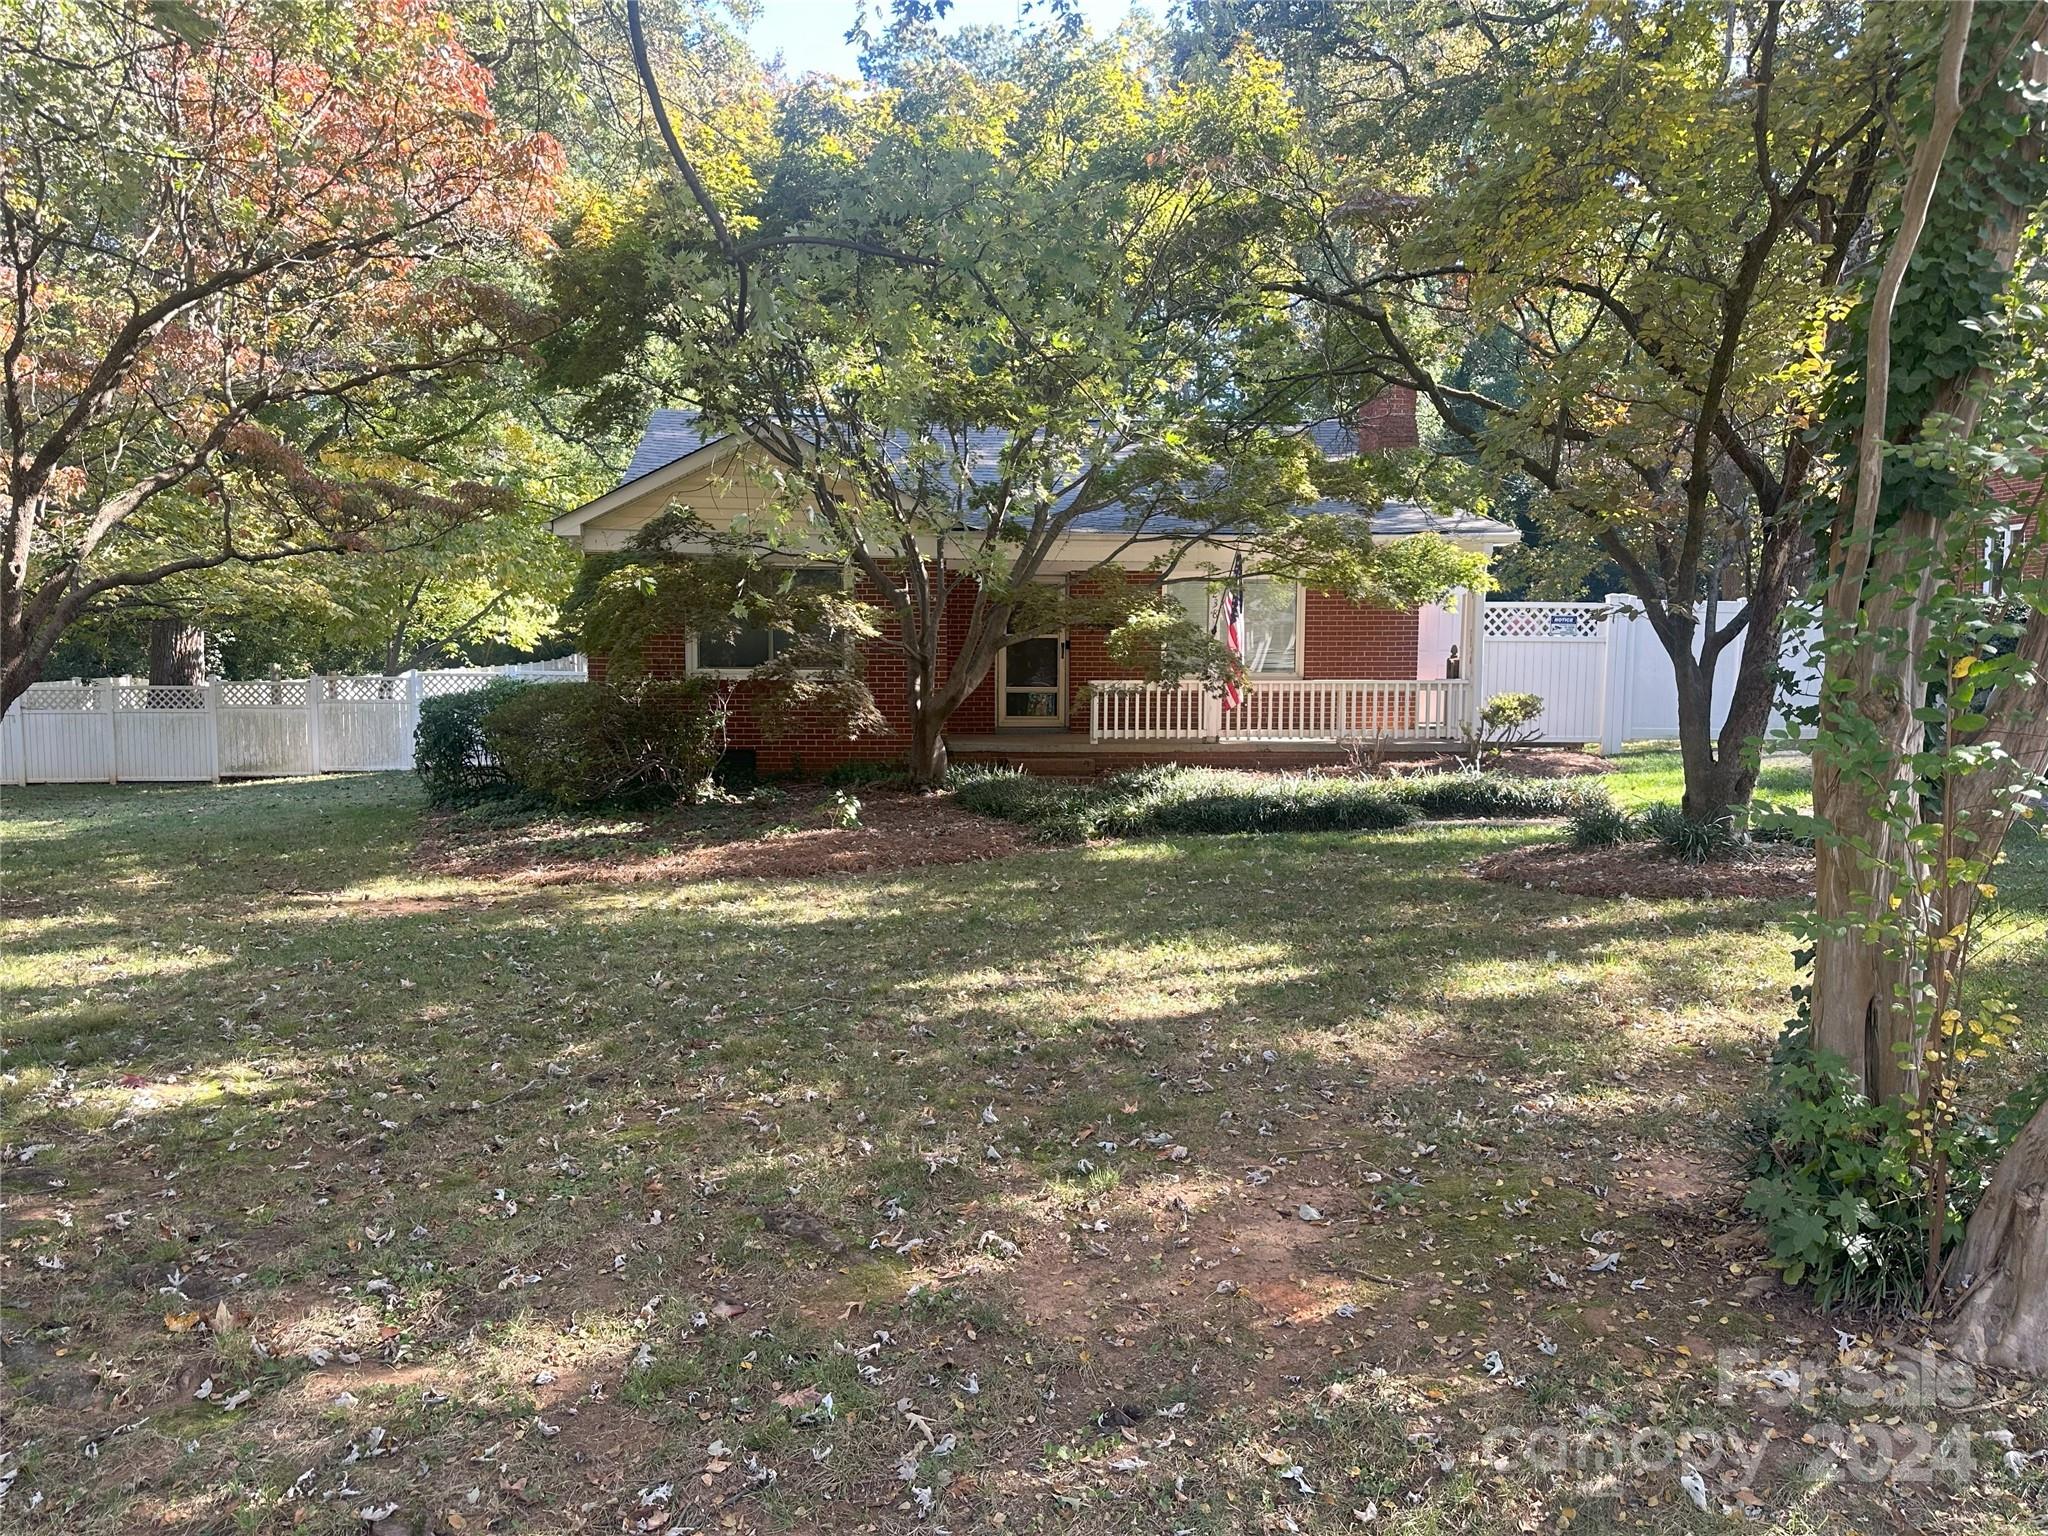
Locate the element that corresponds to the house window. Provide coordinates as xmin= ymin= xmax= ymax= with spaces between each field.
xmin=692 ymin=568 xmax=838 ymax=674
xmin=1168 ymin=576 xmax=1302 ymax=676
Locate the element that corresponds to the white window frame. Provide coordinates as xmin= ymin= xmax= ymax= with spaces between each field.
xmin=686 ymin=566 xmax=842 ymax=679
xmin=1168 ymin=576 xmax=1305 ymax=680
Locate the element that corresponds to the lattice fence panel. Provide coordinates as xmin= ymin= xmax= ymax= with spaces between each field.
xmin=117 ymin=685 xmax=207 ymax=711
xmin=1482 ymin=604 xmax=1606 ymax=641
xmin=324 ymin=675 xmax=408 ymax=702
xmin=220 ymin=680 xmax=308 ymax=708
xmin=22 ymin=685 xmax=99 ymax=711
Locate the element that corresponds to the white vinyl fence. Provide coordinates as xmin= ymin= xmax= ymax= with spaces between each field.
xmin=1477 ymin=599 xmax=1818 ymax=750
xmin=1 ymin=658 xmax=584 ymax=786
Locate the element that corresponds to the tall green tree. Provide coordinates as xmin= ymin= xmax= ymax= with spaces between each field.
xmin=1234 ymin=0 xmax=1906 ymax=821
xmin=553 ymin=5 xmax=1485 ymax=785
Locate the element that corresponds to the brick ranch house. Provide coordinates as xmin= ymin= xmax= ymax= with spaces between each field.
xmin=552 ymin=393 xmax=1521 ymax=775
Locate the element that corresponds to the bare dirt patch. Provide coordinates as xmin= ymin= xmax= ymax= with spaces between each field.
xmin=1474 ymin=839 xmax=1814 ymax=900
xmin=416 ymin=786 xmax=1031 ymax=886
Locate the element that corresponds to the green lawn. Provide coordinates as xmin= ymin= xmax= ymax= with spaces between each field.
xmin=2 ymin=747 xmax=2044 ymax=1534
xmin=1597 ymin=745 xmax=1818 ymax=814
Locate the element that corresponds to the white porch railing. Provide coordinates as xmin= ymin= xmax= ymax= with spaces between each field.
xmin=1089 ymin=678 xmax=1470 ymax=745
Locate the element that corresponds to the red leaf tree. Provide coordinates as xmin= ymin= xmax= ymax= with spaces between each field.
xmin=1 ymin=0 xmax=562 ymax=707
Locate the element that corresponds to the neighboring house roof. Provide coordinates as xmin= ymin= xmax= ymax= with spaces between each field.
xmin=558 ymin=409 xmax=1520 ymax=544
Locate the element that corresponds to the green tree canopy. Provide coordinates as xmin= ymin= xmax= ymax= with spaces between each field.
xmin=1231 ymin=0 xmax=1916 ymax=819
xmin=548 ymin=7 xmax=1486 ymax=782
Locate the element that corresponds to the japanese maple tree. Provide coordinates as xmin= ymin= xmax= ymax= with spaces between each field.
xmin=0 ymin=0 xmax=562 ymax=708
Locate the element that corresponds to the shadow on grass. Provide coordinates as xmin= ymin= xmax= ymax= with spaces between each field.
xmin=6 ymin=776 xmax=2041 ymax=1532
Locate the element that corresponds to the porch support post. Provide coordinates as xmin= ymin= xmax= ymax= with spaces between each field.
xmin=1458 ymin=583 xmax=1486 ymax=735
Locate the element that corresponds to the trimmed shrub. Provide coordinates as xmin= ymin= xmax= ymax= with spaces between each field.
xmin=1643 ymin=802 xmax=1743 ymax=864
xmin=414 ymin=679 xmax=538 ymax=806
xmin=1567 ymin=798 xmax=1643 ymax=848
xmin=479 ymin=680 xmax=724 ymax=808
xmin=1463 ymin=690 xmax=1546 ymax=767
xmin=952 ymin=764 xmax=1421 ymax=841
xmin=1384 ymin=771 xmax=1609 ymax=819
xmin=950 ymin=766 xmax=1116 ymax=843
xmin=954 ymin=765 xmax=1616 ymax=842
xmin=1139 ymin=769 xmax=1420 ymax=835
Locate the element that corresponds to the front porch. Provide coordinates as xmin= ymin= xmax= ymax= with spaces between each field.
xmin=1085 ymin=677 xmax=1472 ymax=746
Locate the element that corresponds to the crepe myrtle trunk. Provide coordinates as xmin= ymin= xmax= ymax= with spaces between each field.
xmin=1948 ymin=1099 xmax=2048 ymax=1374
xmin=905 ymin=667 xmax=955 ymax=789
xmin=902 ymin=626 xmax=969 ymax=791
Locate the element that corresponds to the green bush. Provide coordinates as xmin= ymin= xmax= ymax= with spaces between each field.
xmin=952 ymin=765 xmax=1616 ymax=843
xmin=1568 ymin=798 xmax=1643 ymax=848
xmin=478 ymin=680 xmax=725 ymax=808
xmin=1643 ymin=802 xmax=1743 ymax=863
xmin=1384 ymin=771 xmax=1609 ymax=819
xmin=413 ymin=679 xmax=539 ymax=806
xmin=1744 ymin=1044 xmax=2003 ymax=1308
xmin=955 ymin=764 xmax=1424 ymax=842
xmin=1141 ymin=769 xmax=1420 ymax=834
xmin=949 ymin=765 xmax=1126 ymax=842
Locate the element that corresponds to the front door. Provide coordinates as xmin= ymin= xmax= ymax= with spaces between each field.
xmin=998 ymin=634 xmax=1066 ymax=728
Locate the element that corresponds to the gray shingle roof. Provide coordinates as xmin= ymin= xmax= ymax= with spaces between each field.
xmin=620 ymin=409 xmax=718 ymax=484
xmin=608 ymin=410 xmax=1516 ymax=541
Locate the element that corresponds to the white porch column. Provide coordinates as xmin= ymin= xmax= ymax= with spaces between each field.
xmin=1458 ymin=585 xmax=1486 ymax=733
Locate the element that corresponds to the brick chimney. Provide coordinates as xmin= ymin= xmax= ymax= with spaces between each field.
xmin=1356 ymin=385 xmax=1419 ymax=452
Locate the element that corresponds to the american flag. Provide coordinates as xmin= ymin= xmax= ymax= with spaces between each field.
xmin=1220 ymin=556 xmax=1245 ymax=709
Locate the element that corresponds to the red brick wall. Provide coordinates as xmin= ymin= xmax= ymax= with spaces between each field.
xmin=1059 ymin=571 xmax=1162 ymax=736
xmin=1991 ymin=475 xmax=2042 ymax=581
xmin=585 ymin=565 xmax=1424 ymax=772
xmin=1302 ymin=591 xmax=1420 ymax=678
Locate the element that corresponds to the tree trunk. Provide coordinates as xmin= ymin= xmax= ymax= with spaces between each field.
xmin=907 ymin=709 xmax=951 ymax=790
xmin=1670 ymin=650 xmax=1751 ymax=824
xmin=148 ymin=618 xmax=206 ymax=685
xmin=1662 ymin=589 xmax=1794 ymax=831
xmin=1946 ymin=1101 xmax=2048 ymax=1375
xmin=1 ymin=603 xmax=67 ymax=714
xmin=1808 ymin=506 xmax=1941 ymax=1102
xmin=1810 ymin=744 xmax=1918 ymax=1103
xmin=903 ymin=642 xmax=959 ymax=791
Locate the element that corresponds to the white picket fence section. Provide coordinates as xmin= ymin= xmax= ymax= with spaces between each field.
xmin=1 ymin=658 xmax=584 ymax=786
xmin=1478 ymin=598 xmax=1819 ymax=749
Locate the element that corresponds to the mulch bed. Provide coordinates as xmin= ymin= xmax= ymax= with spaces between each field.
xmin=1474 ymin=839 xmax=1814 ymax=900
xmin=416 ymin=788 xmax=1031 ymax=886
